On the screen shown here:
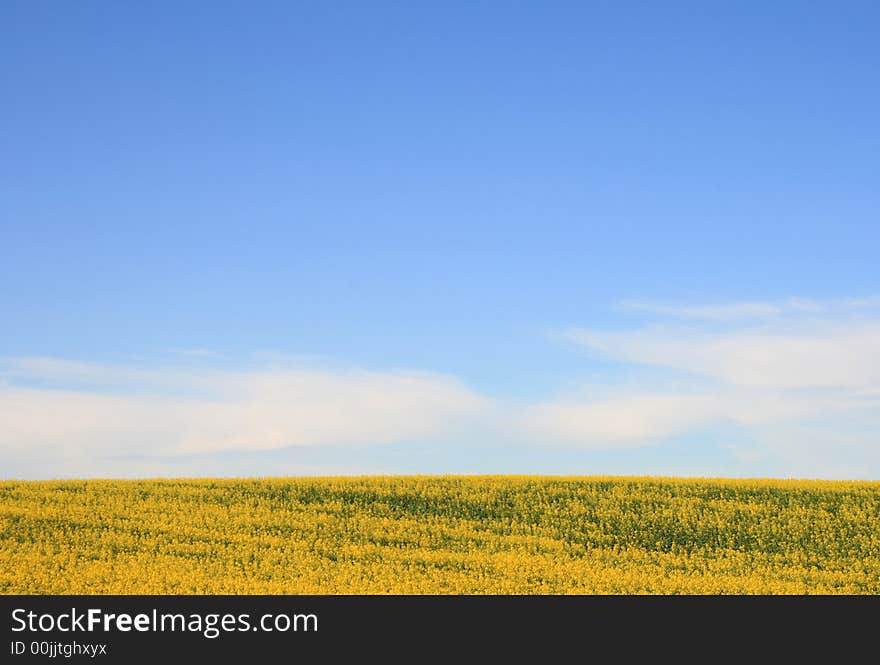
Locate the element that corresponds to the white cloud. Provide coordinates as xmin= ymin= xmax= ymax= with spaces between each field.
xmin=0 ymin=361 xmax=489 ymax=471
xmin=618 ymin=300 xmax=786 ymax=321
xmin=169 ymin=348 xmax=218 ymax=358
xmin=616 ymin=296 xmax=880 ymax=322
xmin=4 ymin=296 xmax=880 ymax=479
xmin=520 ymin=386 xmax=878 ymax=448
xmin=530 ymin=298 xmax=880 ymax=473
xmin=568 ymin=323 xmax=880 ymax=389
xmin=520 ymin=392 xmax=726 ymax=447
xmin=0 ymin=357 xmax=218 ymax=395
xmin=843 ymin=296 xmax=880 ymax=309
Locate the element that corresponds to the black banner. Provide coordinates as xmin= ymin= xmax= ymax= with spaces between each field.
xmin=1 ymin=595 xmax=875 ymax=662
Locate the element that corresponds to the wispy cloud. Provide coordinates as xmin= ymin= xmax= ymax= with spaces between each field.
xmin=3 ymin=296 xmax=880 ymax=479
xmin=0 ymin=360 xmax=489 ymax=472
xmin=520 ymin=386 xmax=877 ymax=447
xmin=567 ymin=323 xmax=880 ymax=389
xmin=520 ymin=392 xmax=727 ymax=447
xmin=618 ymin=300 xmax=788 ymax=321
xmin=616 ymin=296 xmax=877 ymax=322
xmin=535 ymin=297 xmax=880 ymax=474
xmin=169 ymin=348 xmax=218 ymax=358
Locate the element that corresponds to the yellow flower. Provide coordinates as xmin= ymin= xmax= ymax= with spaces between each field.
xmin=1 ymin=476 xmax=877 ymax=594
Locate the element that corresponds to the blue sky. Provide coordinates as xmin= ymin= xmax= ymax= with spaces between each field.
xmin=2 ymin=2 xmax=878 ymax=479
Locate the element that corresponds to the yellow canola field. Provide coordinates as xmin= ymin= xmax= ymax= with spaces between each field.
xmin=1 ymin=476 xmax=878 ymax=594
